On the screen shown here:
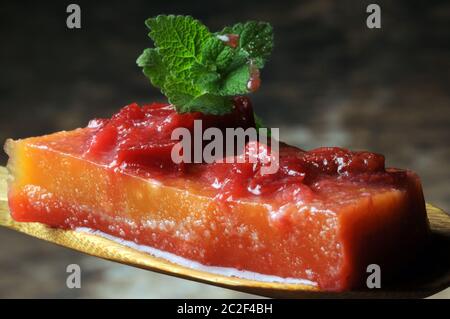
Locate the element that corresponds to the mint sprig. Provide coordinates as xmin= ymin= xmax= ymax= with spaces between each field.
xmin=137 ymin=15 xmax=273 ymax=115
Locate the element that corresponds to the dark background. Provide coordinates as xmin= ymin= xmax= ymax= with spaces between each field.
xmin=0 ymin=0 xmax=449 ymax=298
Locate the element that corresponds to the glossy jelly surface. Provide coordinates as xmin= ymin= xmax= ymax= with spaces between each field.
xmin=81 ymin=98 xmax=405 ymax=206
xmin=5 ymin=99 xmax=429 ymax=291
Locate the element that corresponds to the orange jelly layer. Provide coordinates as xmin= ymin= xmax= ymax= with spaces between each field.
xmin=4 ymin=104 xmax=430 ymax=291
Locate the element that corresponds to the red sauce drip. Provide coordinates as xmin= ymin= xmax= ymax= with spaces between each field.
xmin=247 ymin=62 xmax=261 ymax=92
xmin=219 ymin=34 xmax=240 ymax=48
xmin=217 ymin=34 xmax=260 ymax=92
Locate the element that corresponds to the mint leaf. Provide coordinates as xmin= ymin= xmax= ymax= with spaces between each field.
xmin=136 ymin=48 xmax=166 ymax=88
xmin=216 ymin=63 xmax=250 ymax=95
xmin=254 ymin=113 xmax=271 ymax=137
xmin=219 ymin=21 xmax=274 ymax=67
xmin=137 ymin=15 xmax=274 ymax=115
xmin=199 ymin=39 xmax=250 ymax=95
xmin=254 ymin=113 xmax=265 ymax=130
xmin=145 ymin=15 xmax=209 ymax=79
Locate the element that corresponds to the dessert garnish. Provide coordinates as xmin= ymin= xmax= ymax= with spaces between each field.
xmin=137 ymin=15 xmax=273 ymax=116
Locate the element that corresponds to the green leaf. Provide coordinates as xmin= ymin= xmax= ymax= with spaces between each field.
xmin=197 ymin=37 xmax=250 ymax=95
xmin=217 ymin=63 xmax=250 ymax=95
xmin=184 ymin=94 xmax=233 ymax=115
xmin=219 ymin=21 xmax=274 ymax=67
xmin=136 ymin=48 xmax=166 ymax=88
xmin=145 ymin=15 xmax=209 ymax=68
xmin=254 ymin=113 xmax=271 ymax=137
xmin=137 ymin=15 xmax=274 ymax=115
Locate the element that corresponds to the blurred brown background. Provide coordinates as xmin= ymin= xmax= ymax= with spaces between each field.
xmin=0 ymin=0 xmax=449 ymax=298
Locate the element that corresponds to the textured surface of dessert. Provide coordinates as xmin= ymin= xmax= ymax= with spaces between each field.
xmin=1 ymin=111 xmax=444 ymax=293
xmin=0 ymin=166 xmax=449 ymax=297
